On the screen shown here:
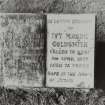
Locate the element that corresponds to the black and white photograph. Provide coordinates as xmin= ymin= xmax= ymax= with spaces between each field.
xmin=0 ymin=0 xmax=105 ymax=105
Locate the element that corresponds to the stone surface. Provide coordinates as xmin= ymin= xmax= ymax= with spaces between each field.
xmin=0 ymin=0 xmax=104 ymax=89
xmin=0 ymin=0 xmax=105 ymax=41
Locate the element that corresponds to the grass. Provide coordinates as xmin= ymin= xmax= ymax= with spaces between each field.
xmin=0 ymin=87 xmax=105 ymax=105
